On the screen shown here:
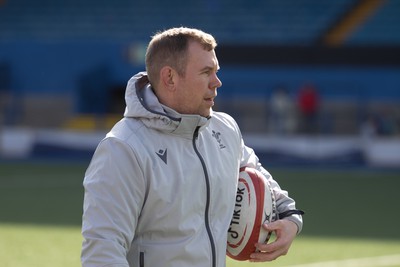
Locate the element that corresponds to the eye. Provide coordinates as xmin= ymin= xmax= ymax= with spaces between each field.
xmin=202 ymin=69 xmax=212 ymax=75
xmin=201 ymin=67 xmax=219 ymax=76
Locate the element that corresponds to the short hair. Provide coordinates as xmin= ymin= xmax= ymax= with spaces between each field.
xmin=145 ymin=27 xmax=217 ymax=87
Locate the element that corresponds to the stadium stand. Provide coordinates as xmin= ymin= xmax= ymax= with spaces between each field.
xmin=0 ymin=62 xmax=11 ymax=124
xmin=0 ymin=0 xmax=399 ymax=135
xmin=347 ymin=0 xmax=400 ymax=45
xmin=322 ymin=0 xmax=385 ymax=46
xmin=0 ymin=0 xmax=356 ymax=44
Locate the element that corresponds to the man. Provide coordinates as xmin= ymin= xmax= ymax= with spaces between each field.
xmin=81 ymin=27 xmax=303 ymax=267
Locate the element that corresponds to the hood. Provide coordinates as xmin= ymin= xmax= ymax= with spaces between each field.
xmin=123 ymin=72 xmax=210 ymax=138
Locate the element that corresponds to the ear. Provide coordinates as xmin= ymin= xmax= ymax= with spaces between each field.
xmin=160 ymin=66 xmax=176 ymax=91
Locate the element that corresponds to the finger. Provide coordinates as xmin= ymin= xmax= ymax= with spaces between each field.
xmin=262 ymin=220 xmax=281 ymax=232
xmin=250 ymin=241 xmax=290 ymax=262
xmin=255 ymin=238 xmax=282 ymax=253
xmin=249 ymin=249 xmax=283 ymax=262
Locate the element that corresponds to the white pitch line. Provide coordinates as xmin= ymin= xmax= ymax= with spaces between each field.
xmin=284 ymin=254 xmax=400 ymax=267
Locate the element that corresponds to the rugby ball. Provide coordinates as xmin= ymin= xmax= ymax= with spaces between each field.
xmin=227 ymin=167 xmax=277 ymax=261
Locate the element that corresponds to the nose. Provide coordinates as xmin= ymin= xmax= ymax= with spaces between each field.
xmin=211 ymin=73 xmax=222 ymax=89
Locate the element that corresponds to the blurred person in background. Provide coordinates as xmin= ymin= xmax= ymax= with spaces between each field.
xmin=81 ymin=27 xmax=303 ymax=267
xmin=360 ymin=114 xmax=379 ymax=139
xmin=297 ymin=82 xmax=319 ymax=134
xmin=269 ymin=85 xmax=296 ymax=135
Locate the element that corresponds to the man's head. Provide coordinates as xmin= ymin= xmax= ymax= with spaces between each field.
xmin=145 ymin=27 xmax=217 ymax=87
xmin=145 ymin=27 xmax=222 ymax=117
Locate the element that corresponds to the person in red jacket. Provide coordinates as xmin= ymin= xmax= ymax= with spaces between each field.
xmin=298 ymin=83 xmax=319 ymax=134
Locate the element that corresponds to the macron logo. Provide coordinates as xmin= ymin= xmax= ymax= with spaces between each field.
xmin=156 ymin=148 xmax=167 ymax=164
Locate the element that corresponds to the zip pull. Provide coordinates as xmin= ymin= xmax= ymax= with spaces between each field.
xmin=140 ymin=252 xmax=144 ymax=267
xmin=193 ymin=126 xmax=200 ymax=140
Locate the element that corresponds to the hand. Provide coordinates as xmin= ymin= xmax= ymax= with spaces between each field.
xmin=249 ymin=219 xmax=298 ymax=262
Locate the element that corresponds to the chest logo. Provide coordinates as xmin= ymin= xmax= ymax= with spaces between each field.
xmin=212 ymin=130 xmax=226 ymax=149
xmin=156 ymin=148 xmax=168 ymax=164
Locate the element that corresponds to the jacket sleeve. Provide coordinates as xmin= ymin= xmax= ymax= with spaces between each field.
xmin=81 ymin=137 xmax=146 ymax=267
xmin=240 ymin=141 xmax=303 ymax=234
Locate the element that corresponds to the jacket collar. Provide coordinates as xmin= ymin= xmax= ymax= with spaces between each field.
xmin=124 ymin=72 xmax=210 ymax=139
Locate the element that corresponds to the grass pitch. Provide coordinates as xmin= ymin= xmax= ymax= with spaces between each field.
xmin=0 ymin=161 xmax=399 ymax=266
xmin=0 ymin=224 xmax=81 ymax=267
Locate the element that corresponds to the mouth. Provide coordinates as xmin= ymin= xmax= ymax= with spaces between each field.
xmin=204 ymin=96 xmax=215 ymax=106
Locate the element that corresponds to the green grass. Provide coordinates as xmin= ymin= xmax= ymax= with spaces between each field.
xmin=0 ymin=162 xmax=85 ymax=225
xmin=272 ymin=168 xmax=400 ymax=240
xmin=1 ymin=162 xmax=399 ymax=266
xmin=1 ymin=225 xmax=399 ymax=267
xmin=227 ymin=236 xmax=400 ymax=266
xmin=0 ymin=224 xmax=82 ymax=267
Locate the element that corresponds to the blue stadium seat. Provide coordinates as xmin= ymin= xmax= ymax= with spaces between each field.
xmin=347 ymin=0 xmax=400 ymax=45
xmin=0 ymin=0 xmax=358 ymax=45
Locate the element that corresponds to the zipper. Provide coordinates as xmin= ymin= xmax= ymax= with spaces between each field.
xmin=193 ymin=127 xmax=216 ymax=267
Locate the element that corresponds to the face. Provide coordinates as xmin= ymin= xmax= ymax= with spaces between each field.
xmin=173 ymin=41 xmax=222 ymax=117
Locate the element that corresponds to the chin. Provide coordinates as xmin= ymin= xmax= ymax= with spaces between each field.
xmin=202 ymin=109 xmax=213 ymax=118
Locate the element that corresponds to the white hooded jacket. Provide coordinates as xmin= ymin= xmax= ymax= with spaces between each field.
xmin=81 ymin=72 xmax=302 ymax=267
